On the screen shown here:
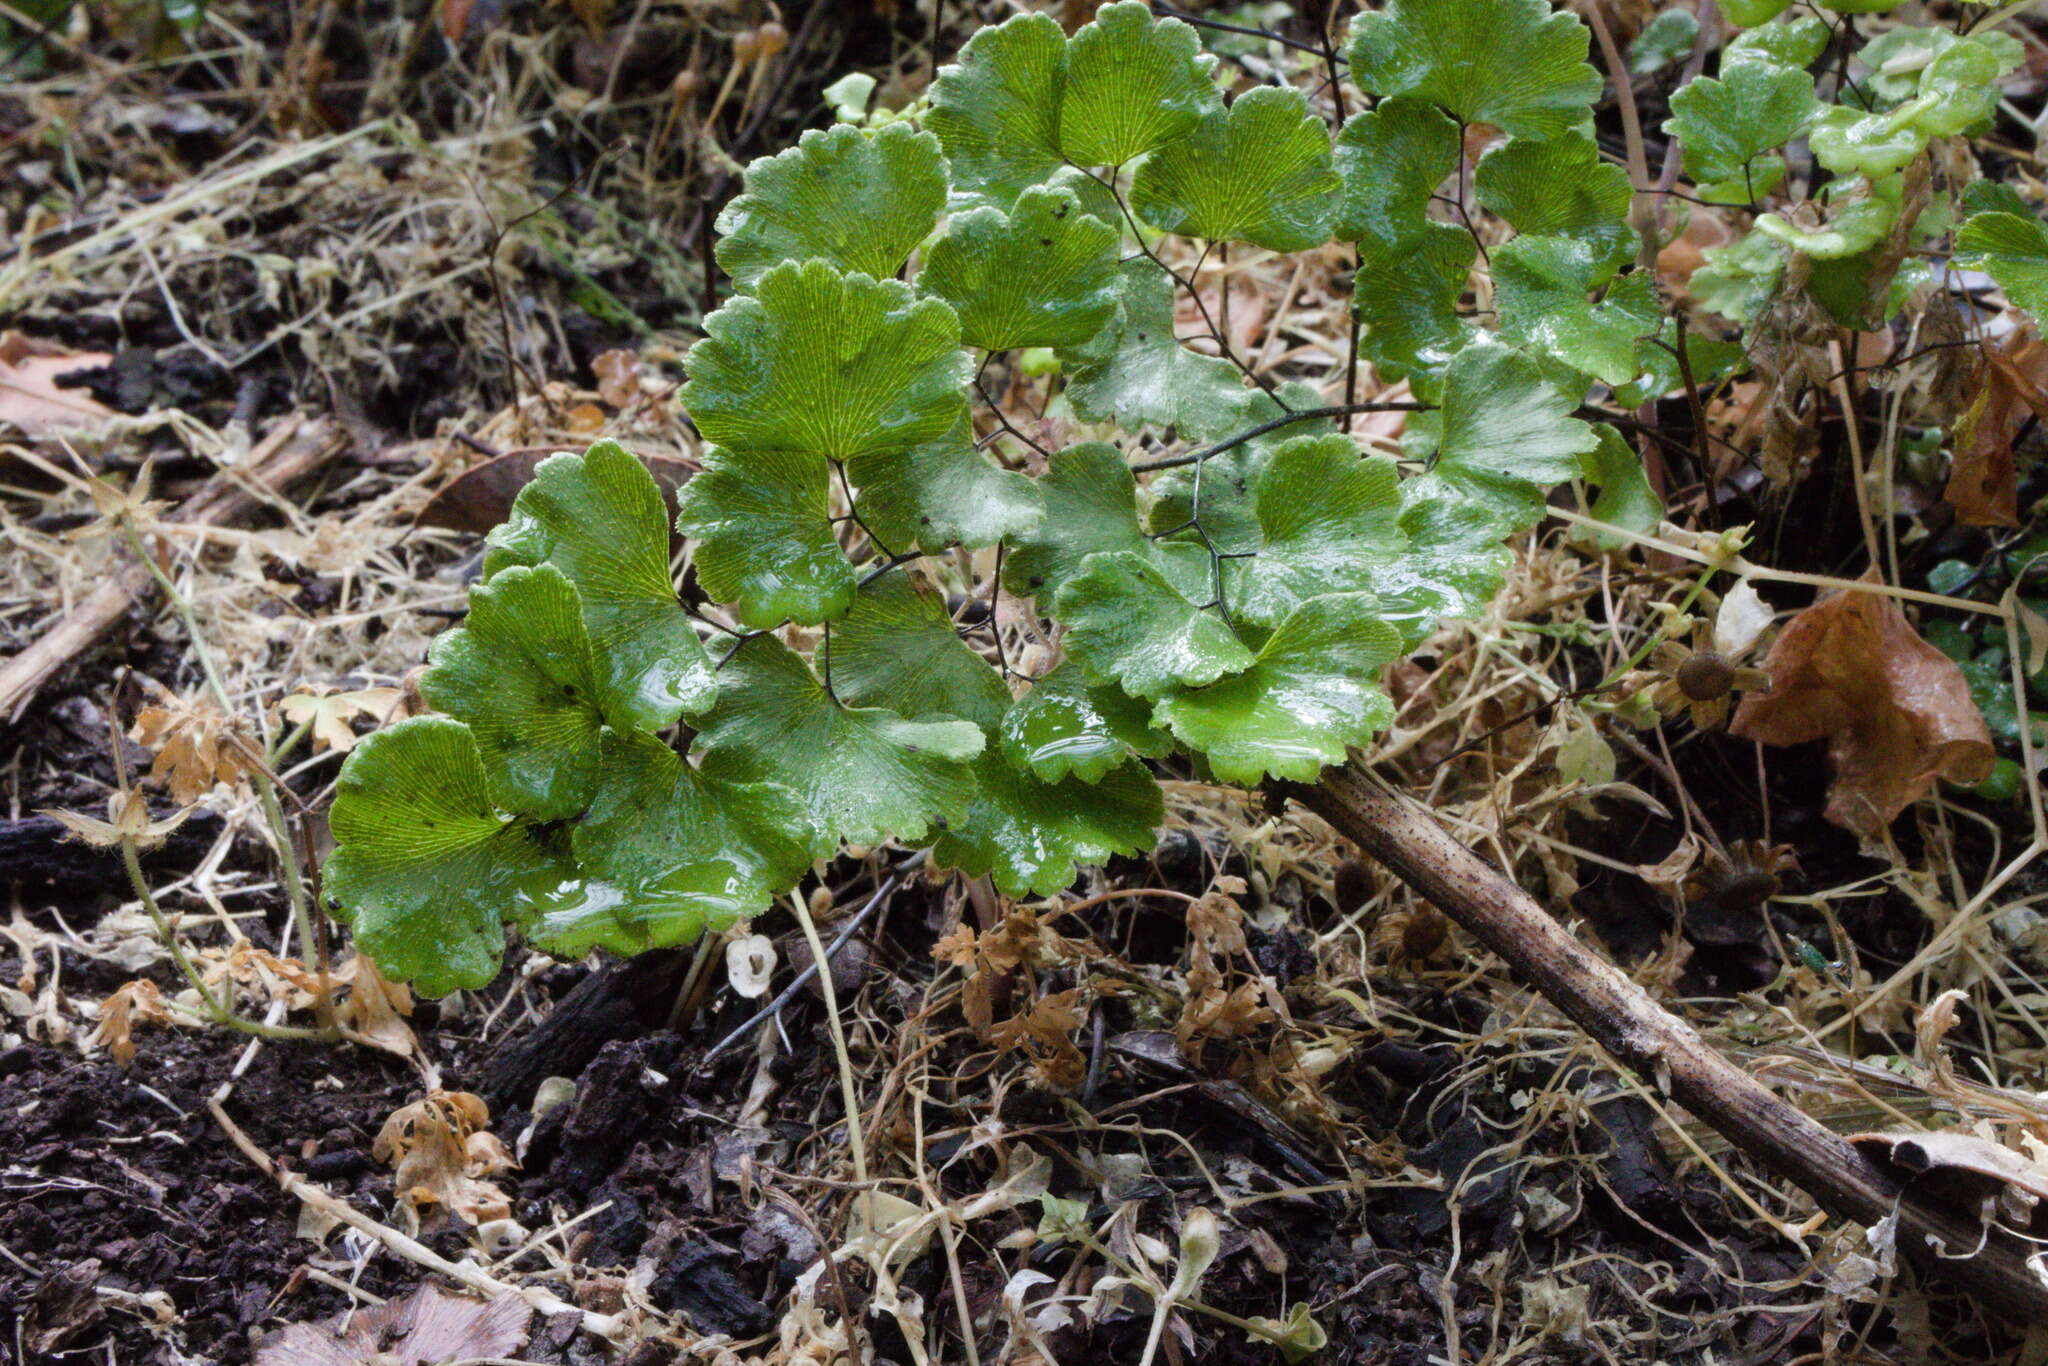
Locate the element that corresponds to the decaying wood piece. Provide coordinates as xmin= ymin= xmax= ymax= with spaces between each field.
xmin=1296 ymin=763 xmax=2048 ymax=1325
xmin=0 ymin=416 xmax=344 ymax=721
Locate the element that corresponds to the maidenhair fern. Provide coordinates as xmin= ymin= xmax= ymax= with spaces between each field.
xmin=323 ymin=0 xmax=2021 ymax=994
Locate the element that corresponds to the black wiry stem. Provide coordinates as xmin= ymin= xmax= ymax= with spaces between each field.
xmin=1131 ymin=401 xmax=1434 ymax=473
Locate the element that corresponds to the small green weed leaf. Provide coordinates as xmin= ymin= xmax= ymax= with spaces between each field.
xmin=1664 ymin=62 xmax=1817 ymax=203
xmin=672 ymin=446 xmax=852 ymax=628
xmin=1226 ymin=435 xmax=1405 ymax=628
xmin=850 ymin=419 xmax=1044 ymax=555
xmin=1724 ymin=15 xmax=1827 ymax=68
xmin=530 ymin=733 xmax=817 ymax=957
xmin=1153 ymin=593 xmax=1399 ymax=784
xmin=1807 ymin=106 xmax=1925 ymax=179
xmin=830 ymin=573 xmax=1012 ymax=731
xmin=1690 ymin=231 xmax=1786 ymax=324
xmin=1131 ymin=86 xmax=1342 ymax=251
xmin=481 ymin=441 xmax=716 ymax=731
xmin=933 ymin=745 xmax=1163 ymax=896
xmin=1003 ymin=443 xmax=1152 ymax=602
xmin=1615 ymin=323 xmax=1747 ymax=407
xmin=420 ymin=564 xmax=605 ymax=820
xmin=1907 ymin=37 xmax=2021 ymax=137
xmin=325 ymin=717 xmax=565 ymax=996
xmin=921 ymin=184 xmax=1120 ymax=351
xmin=1957 ymin=212 xmax=2048 ymax=321
xmin=1333 ymin=97 xmax=1459 ymax=246
xmin=1061 ymin=260 xmax=1249 ymax=438
xmin=927 ymin=12 xmax=1067 ymax=211
xmin=1754 ymin=188 xmax=1897 ymax=259
xmin=1353 ymin=221 xmax=1476 ymax=396
xmin=1474 ymin=133 xmax=1636 ymax=277
xmin=1962 ymin=181 xmax=2033 ymax=221
xmin=684 ymin=260 xmax=970 ymax=461
xmin=1492 ymin=238 xmax=1663 ymax=386
xmin=1722 ymin=0 xmax=1792 ymax=22
xmin=1059 ymin=2 xmax=1219 ymax=167
xmin=1002 ymin=662 xmax=1170 ymax=784
xmin=1348 ymin=0 xmax=1602 ymax=143
xmin=714 ymin=123 xmax=947 ymax=291
xmin=695 ymin=633 xmax=984 ymax=848
xmin=1435 ymin=342 xmax=1599 ymax=512
xmin=1629 ymin=9 xmax=1698 ymax=75
xmin=1058 ymin=551 xmax=1256 ymax=699
xmin=1573 ymin=424 xmax=1663 ymax=549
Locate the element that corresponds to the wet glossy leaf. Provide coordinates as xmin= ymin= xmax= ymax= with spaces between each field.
xmin=1332 ymin=97 xmax=1459 ymax=246
xmin=829 ymin=572 xmax=1012 ymax=731
xmin=1061 ymin=259 xmax=1252 ymax=439
xmin=1432 ymin=341 xmax=1599 ymax=530
xmin=1723 ymin=15 xmax=1827 ymax=68
xmin=1474 ymin=133 xmax=1637 ymax=277
xmin=1348 ymin=0 xmax=1603 ymax=143
xmin=1001 ymin=662 xmax=1170 ymax=784
xmin=714 ymin=123 xmax=947 ymax=291
xmin=1492 ymin=238 xmax=1664 ymax=386
xmin=1003 ymin=443 xmax=1154 ymax=602
xmin=1131 ymin=86 xmax=1341 ymax=252
xmin=420 ymin=564 xmax=606 ymax=820
xmin=1572 ymin=424 xmax=1663 ymax=550
xmin=481 ymin=441 xmax=716 ymax=731
xmin=1058 ymin=551 xmax=1255 ymax=700
xmin=932 ymin=745 xmax=1162 ymax=896
xmin=1664 ymin=63 xmax=1816 ymax=209
xmin=926 ymin=12 xmax=1068 ymax=210
xmin=672 ymin=446 xmax=852 ymax=628
xmin=684 ymin=260 xmax=970 ymax=461
xmin=849 ymin=418 xmax=1044 ymax=555
xmin=1224 ymin=435 xmax=1405 ymax=628
xmin=1807 ymin=106 xmax=1925 ymax=180
xmin=1154 ymin=594 xmax=1401 ymax=784
xmin=694 ymin=633 xmax=985 ymax=847
xmin=921 ymin=183 xmax=1120 ymax=351
xmin=1353 ymin=222 xmax=1476 ymax=397
xmin=530 ymin=733 xmax=817 ymax=956
xmin=325 ymin=718 xmax=565 ymax=997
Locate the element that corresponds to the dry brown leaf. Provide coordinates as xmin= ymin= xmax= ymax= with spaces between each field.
xmin=591 ymin=347 xmax=643 ymax=407
xmin=1945 ymin=331 xmax=2048 ymax=528
xmin=338 ymin=953 xmax=420 ymax=1059
xmin=989 ymin=988 xmax=1087 ymax=1090
xmin=565 ymin=402 xmax=606 ymax=434
xmin=278 ymin=685 xmax=405 ymax=753
xmin=90 ymin=980 xmax=176 ymax=1067
xmin=441 ymin=0 xmax=474 ymax=42
xmin=132 ymin=689 xmax=255 ymax=804
xmin=1730 ymin=575 xmax=1995 ymax=841
xmin=372 ymin=1091 xmax=514 ymax=1233
xmin=255 ymin=1284 xmax=532 ymax=1366
xmin=0 ymin=335 xmax=115 ymax=437
xmin=41 ymin=787 xmax=191 ymax=852
xmin=1848 ymin=1129 xmax=2048 ymax=1235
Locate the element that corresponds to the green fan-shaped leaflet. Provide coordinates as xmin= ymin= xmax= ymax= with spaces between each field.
xmin=480 ymin=441 xmax=716 ymax=732
xmin=1060 ymin=260 xmax=1249 ymax=440
xmin=1859 ymin=31 xmax=2019 ymax=110
xmin=848 ymin=418 xmax=1043 ymax=556
xmin=324 ymin=718 xmax=565 ymax=997
xmin=1663 ymin=62 xmax=1817 ymax=204
xmin=1473 ymin=134 xmax=1637 ymax=276
xmin=525 ymin=733 xmax=818 ymax=958
xmin=1224 ymin=435 xmax=1406 ymax=629
xmin=1492 ymin=238 xmax=1664 ymax=386
xmin=1003 ymin=442 xmax=1154 ymax=602
xmin=1572 ymin=424 xmax=1664 ymax=551
xmin=1723 ymin=16 xmax=1827 ymax=69
xmin=1722 ymin=0 xmax=1791 ymax=22
xmin=693 ymin=632 xmax=984 ymax=849
xmin=926 ymin=11 xmax=1067 ymax=212
xmin=713 ymin=123 xmax=947 ymax=292
xmin=1001 ymin=661 xmax=1170 ymax=785
xmin=1131 ymin=86 xmax=1342 ymax=252
xmin=920 ymin=183 xmax=1120 ymax=351
xmin=1371 ymin=489 xmax=1516 ymax=645
xmin=672 ymin=446 xmax=852 ymax=628
xmin=1753 ymin=182 xmax=1898 ymax=260
xmin=1807 ymin=106 xmax=1924 ymax=180
xmin=1056 ymin=551 xmax=1256 ymax=700
xmin=1143 ymin=380 xmax=1337 ymax=557
xmin=1629 ymin=9 xmax=1698 ymax=75
xmin=420 ymin=564 xmax=606 ymax=820
xmin=1152 ymin=594 xmax=1401 ymax=785
xmin=925 ymin=4 xmax=1215 ymax=210
xmin=1957 ymin=212 xmax=2048 ymax=321
xmin=1333 ymin=97 xmax=1460 ymax=246
xmin=829 ymin=575 xmax=1162 ymax=896
xmin=1348 ymin=0 xmax=1603 ymax=143
xmin=1353 ymin=221 xmax=1477 ymax=397
xmin=1432 ymin=341 xmax=1599 ymax=534
xmin=683 ymin=261 xmax=970 ymax=462
xmin=1059 ymin=2 xmax=1219 ymax=168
